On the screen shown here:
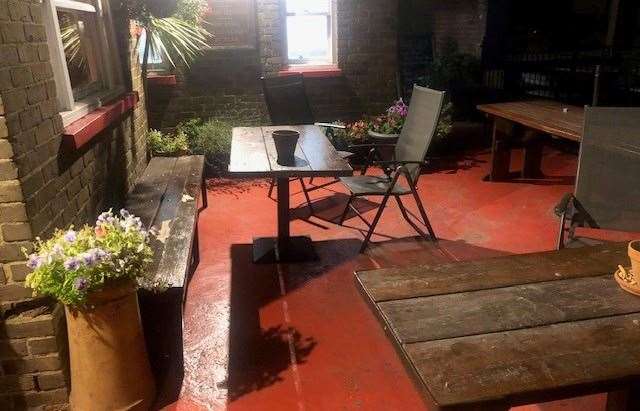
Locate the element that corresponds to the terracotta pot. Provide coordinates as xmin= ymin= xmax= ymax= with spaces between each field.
xmin=66 ymin=282 xmax=156 ymax=411
xmin=629 ymin=241 xmax=640 ymax=283
xmin=273 ymin=130 xmax=299 ymax=166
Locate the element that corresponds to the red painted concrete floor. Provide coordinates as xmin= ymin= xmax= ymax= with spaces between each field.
xmin=161 ymin=147 xmax=636 ymax=411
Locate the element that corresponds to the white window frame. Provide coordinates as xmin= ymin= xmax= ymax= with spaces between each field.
xmin=284 ymin=0 xmax=338 ymax=67
xmin=43 ymin=0 xmax=125 ymax=126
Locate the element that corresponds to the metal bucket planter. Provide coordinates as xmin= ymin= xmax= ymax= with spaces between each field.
xmin=66 ymin=281 xmax=156 ymax=411
xmin=367 ymin=130 xmax=399 ymax=160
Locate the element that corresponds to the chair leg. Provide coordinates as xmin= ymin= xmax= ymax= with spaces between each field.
xmin=395 ymin=196 xmax=430 ymax=241
xmin=299 ymin=178 xmax=314 ymax=214
xmin=360 ymin=193 xmax=392 ymax=253
xmin=410 ymin=188 xmax=437 ymax=241
xmin=339 ymin=194 xmax=355 ymax=225
xmin=268 ymin=178 xmax=275 ymax=198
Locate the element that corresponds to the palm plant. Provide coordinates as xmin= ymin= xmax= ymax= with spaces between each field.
xmin=126 ymin=0 xmax=212 ymax=90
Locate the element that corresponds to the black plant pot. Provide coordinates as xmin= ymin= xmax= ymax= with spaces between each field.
xmin=272 ymin=130 xmax=300 ymax=166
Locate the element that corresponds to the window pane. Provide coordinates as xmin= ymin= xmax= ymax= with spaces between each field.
xmin=286 ymin=0 xmax=330 ymax=15
xmin=57 ymin=9 xmax=102 ymax=99
xmin=287 ymin=15 xmax=330 ymax=64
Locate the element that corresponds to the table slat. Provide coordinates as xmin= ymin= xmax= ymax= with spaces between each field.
xmin=356 ymin=242 xmax=627 ymax=302
xmin=407 ymin=313 xmax=640 ymax=408
xmin=228 ymin=127 xmax=271 ymax=176
xmin=380 ymin=275 xmax=640 ymax=344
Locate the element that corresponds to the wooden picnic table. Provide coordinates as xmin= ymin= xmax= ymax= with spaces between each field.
xmin=228 ymin=124 xmax=352 ymax=263
xmin=355 ymin=242 xmax=640 ymax=411
xmin=477 ymin=100 xmax=585 ymax=181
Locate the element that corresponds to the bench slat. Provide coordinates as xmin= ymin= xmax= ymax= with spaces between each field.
xmin=126 ymin=157 xmax=178 ymax=228
xmin=152 ymin=156 xmax=204 ymax=289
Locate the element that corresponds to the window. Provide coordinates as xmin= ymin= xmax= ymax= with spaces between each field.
xmin=43 ymin=0 xmax=124 ymax=125
xmin=285 ymin=0 xmax=337 ymax=66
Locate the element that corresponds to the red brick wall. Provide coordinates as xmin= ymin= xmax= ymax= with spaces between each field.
xmin=0 ymin=1 xmax=149 ymax=407
xmin=429 ymin=0 xmax=488 ymax=57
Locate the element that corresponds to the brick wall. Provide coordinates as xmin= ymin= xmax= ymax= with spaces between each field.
xmin=147 ymin=0 xmax=399 ymax=130
xmin=0 ymin=1 xmax=149 ymax=408
xmin=428 ymin=0 xmax=488 ymax=57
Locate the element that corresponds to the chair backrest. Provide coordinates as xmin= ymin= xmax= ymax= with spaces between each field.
xmin=395 ymin=85 xmax=446 ymax=183
xmin=574 ymin=106 xmax=640 ymax=232
xmin=261 ymin=74 xmax=315 ymax=126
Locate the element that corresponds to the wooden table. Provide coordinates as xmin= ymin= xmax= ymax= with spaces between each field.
xmin=477 ymin=100 xmax=585 ymax=181
xmin=356 ymin=243 xmax=640 ymax=410
xmin=228 ymin=124 xmax=352 ymax=263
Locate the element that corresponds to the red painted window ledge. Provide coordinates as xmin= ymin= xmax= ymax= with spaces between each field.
xmin=147 ymin=74 xmax=177 ymax=86
xmin=63 ymin=92 xmax=139 ymax=150
xmin=278 ymin=65 xmax=342 ymax=78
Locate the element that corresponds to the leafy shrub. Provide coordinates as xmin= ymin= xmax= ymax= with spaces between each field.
xmin=148 ymin=129 xmax=188 ymax=156
xmin=176 ymin=118 xmax=232 ymax=174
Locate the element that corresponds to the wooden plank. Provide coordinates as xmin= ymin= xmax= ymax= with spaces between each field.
xmin=477 ymin=100 xmax=584 ymax=142
xmin=406 ymin=313 xmax=640 ymax=409
xmin=380 ymin=275 xmax=640 ymax=344
xmin=153 ymin=156 xmax=204 ymax=289
xmin=356 ymin=242 xmax=627 ymax=302
xmin=125 ymin=157 xmax=177 ymax=228
xmin=296 ymin=125 xmax=353 ymax=175
xmin=228 ymin=127 xmax=271 ymax=177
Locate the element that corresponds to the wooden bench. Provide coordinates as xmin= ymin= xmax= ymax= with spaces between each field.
xmin=125 ymin=155 xmax=206 ymax=405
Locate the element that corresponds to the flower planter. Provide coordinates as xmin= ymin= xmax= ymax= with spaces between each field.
xmin=66 ymin=281 xmax=156 ymax=411
xmin=272 ymin=129 xmax=300 ymax=166
xmin=367 ymin=130 xmax=400 ymax=143
xmin=629 ymin=240 xmax=640 ymax=283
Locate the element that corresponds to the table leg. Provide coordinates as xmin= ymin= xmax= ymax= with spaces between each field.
xmin=252 ymin=177 xmax=319 ymax=264
xmin=276 ymin=177 xmax=291 ymax=255
xmin=606 ymin=383 xmax=640 ymax=411
xmin=488 ymin=118 xmax=513 ymax=181
xmin=522 ymin=130 xmax=545 ymax=178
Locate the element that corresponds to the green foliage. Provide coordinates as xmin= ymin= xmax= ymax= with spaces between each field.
xmin=148 ymin=129 xmax=189 ymax=156
xmin=434 ymin=101 xmax=454 ymax=143
xmin=420 ymin=39 xmax=482 ymax=91
xmin=24 ymin=210 xmax=158 ymax=307
xmin=177 ymin=118 xmax=233 ymax=174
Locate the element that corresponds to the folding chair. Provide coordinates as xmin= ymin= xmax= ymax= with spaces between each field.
xmin=260 ymin=74 xmax=351 ymax=205
xmin=338 ymin=85 xmax=446 ymax=252
xmin=556 ymin=107 xmax=640 ymax=249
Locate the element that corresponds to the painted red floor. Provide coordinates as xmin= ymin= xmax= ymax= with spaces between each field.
xmin=163 ymin=147 xmax=636 ymax=411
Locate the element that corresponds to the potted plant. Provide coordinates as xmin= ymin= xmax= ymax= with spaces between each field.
xmin=367 ymin=99 xmax=409 ymax=143
xmin=25 ymin=210 xmax=159 ymax=411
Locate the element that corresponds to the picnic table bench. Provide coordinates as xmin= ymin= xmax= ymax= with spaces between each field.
xmin=125 ymin=155 xmax=206 ymax=403
xmin=356 ymin=242 xmax=640 ymax=411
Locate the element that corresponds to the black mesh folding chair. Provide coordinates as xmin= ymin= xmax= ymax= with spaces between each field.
xmin=261 ymin=74 xmax=351 ymax=204
xmin=338 ymin=85 xmax=446 ymax=252
xmin=556 ymin=107 xmax=640 ymax=249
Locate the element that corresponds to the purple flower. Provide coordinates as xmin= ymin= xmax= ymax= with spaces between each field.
xmin=74 ymin=277 xmax=88 ymax=291
xmin=81 ymin=252 xmax=97 ymax=266
xmin=63 ymin=257 xmax=81 ymax=271
xmin=51 ymin=244 xmax=64 ymax=258
xmin=64 ymin=230 xmax=77 ymax=243
xmin=27 ymin=254 xmax=43 ymax=269
xmin=120 ymin=209 xmax=131 ymax=219
xmin=95 ymin=248 xmax=109 ymax=260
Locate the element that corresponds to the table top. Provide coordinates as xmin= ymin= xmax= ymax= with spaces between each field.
xmin=228 ymin=125 xmax=353 ymax=178
xmin=355 ymin=242 xmax=640 ymax=410
xmin=477 ymin=100 xmax=585 ymax=142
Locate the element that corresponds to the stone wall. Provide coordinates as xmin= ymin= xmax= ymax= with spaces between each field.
xmin=147 ymin=0 xmax=399 ymax=130
xmin=0 ymin=0 xmax=149 ymax=408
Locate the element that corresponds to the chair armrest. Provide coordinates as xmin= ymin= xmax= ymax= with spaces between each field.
xmin=348 ymin=143 xmax=397 ymax=150
xmin=314 ymin=122 xmax=346 ymax=130
xmin=554 ymin=193 xmax=575 ymax=217
xmin=372 ymin=160 xmax=429 ymax=167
